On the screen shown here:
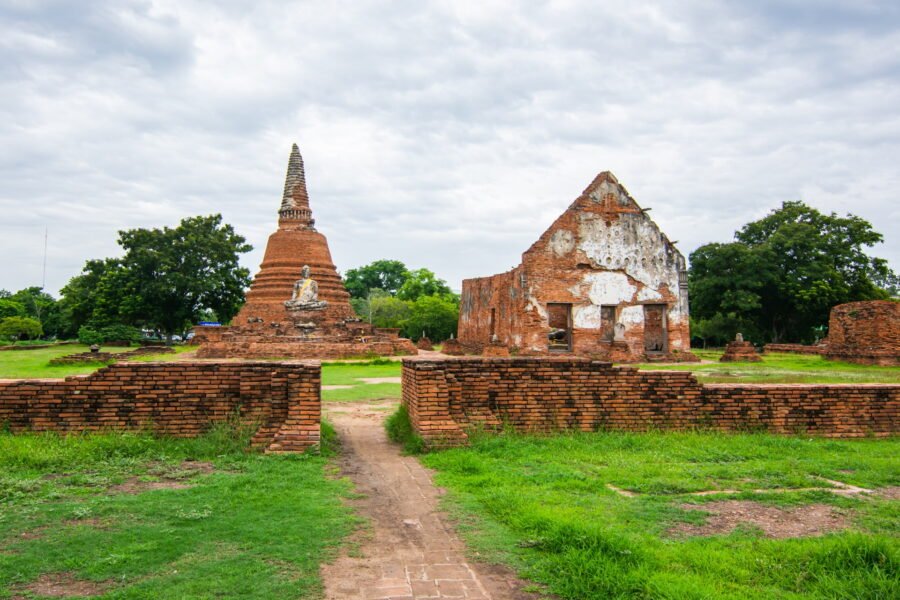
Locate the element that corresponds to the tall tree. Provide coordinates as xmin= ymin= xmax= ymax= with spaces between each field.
xmin=115 ymin=215 xmax=252 ymax=340
xmin=689 ymin=201 xmax=897 ymax=343
xmin=343 ymin=260 xmax=410 ymax=298
xmin=59 ymin=215 xmax=252 ymax=342
xmin=9 ymin=287 xmax=64 ymax=338
xmin=397 ymin=268 xmax=452 ymax=301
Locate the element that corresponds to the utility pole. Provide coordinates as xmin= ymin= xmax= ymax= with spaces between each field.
xmin=41 ymin=226 xmax=48 ymax=290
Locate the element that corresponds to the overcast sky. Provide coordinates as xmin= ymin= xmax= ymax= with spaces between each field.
xmin=2 ymin=0 xmax=898 ymax=296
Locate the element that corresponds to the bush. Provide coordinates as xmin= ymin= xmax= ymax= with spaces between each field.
xmin=77 ymin=326 xmax=104 ymax=345
xmin=100 ymin=324 xmax=141 ymax=344
xmin=0 ymin=316 xmax=43 ymax=340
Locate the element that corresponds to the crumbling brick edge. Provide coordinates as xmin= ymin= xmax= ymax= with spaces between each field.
xmin=0 ymin=361 xmax=321 ymax=453
xmin=401 ymin=357 xmax=899 ymax=448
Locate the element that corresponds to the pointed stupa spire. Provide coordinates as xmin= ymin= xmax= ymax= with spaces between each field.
xmin=278 ymin=143 xmax=315 ymax=229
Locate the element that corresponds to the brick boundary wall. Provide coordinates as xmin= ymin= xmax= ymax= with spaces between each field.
xmin=763 ymin=344 xmax=827 ymax=355
xmin=401 ymin=357 xmax=898 ymax=447
xmin=0 ymin=361 xmax=320 ymax=452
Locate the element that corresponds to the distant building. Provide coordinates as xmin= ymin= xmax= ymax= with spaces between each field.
xmin=458 ymin=172 xmax=696 ymax=362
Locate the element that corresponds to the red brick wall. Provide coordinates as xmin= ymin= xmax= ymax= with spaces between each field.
xmin=825 ymin=301 xmax=899 ymax=366
xmin=401 ymin=357 xmax=898 ymax=446
xmin=457 ymin=172 xmax=693 ymax=361
xmin=0 ymin=362 xmax=320 ymax=452
xmin=763 ymin=344 xmax=826 ymax=355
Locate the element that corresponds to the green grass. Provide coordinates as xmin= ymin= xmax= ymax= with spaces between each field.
xmin=385 ymin=405 xmax=425 ymax=454
xmin=638 ymin=351 xmax=900 ymax=384
xmin=0 ymin=422 xmax=354 ymax=599
xmin=0 ymin=345 xmax=196 ymax=379
xmin=321 ymin=362 xmax=401 ymax=402
xmin=421 ymin=430 xmax=899 ymax=599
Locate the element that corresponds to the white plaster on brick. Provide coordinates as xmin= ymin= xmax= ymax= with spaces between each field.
xmin=583 ymin=271 xmax=636 ymax=305
xmin=620 ymin=305 xmax=644 ymax=325
xmin=549 ymin=229 xmax=575 ymax=257
xmin=637 ymin=286 xmax=663 ymax=301
xmin=574 ymin=304 xmax=604 ymax=329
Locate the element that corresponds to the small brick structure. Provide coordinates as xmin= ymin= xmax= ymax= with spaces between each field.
xmin=49 ymin=346 xmax=175 ymax=365
xmin=458 ymin=172 xmax=697 ymax=362
xmin=416 ymin=337 xmax=435 ymax=351
xmin=0 ymin=361 xmax=321 ymax=452
xmin=719 ymin=335 xmax=762 ymax=362
xmin=401 ymin=357 xmax=898 ymax=447
xmin=197 ymin=144 xmax=416 ymax=360
xmin=824 ymin=301 xmax=899 ymax=366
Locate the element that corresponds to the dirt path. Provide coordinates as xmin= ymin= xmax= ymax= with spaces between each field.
xmin=322 ymin=400 xmax=540 ymax=600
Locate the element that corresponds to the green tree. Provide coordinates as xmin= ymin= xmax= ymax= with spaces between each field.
xmin=58 ymin=258 xmax=123 ymax=333
xmin=115 ymin=214 xmax=252 ymax=341
xmin=0 ymin=316 xmax=43 ymax=341
xmin=9 ymin=287 xmax=64 ymax=338
xmin=402 ymin=294 xmax=459 ymax=342
xmin=343 ymin=260 xmax=409 ymax=299
xmin=689 ymin=201 xmax=897 ymax=343
xmin=0 ymin=299 xmax=24 ymax=320
xmin=60 ymin=215 xmax=252 ymax=343
xmin=370 ymin=295 xmax=412 ymax=329
xmin=397 ymin=268 xmax=452 ymax=301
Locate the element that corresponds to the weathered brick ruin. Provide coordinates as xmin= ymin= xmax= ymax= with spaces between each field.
xmin=49 ymin=346 xmax=175 ymax=365
xmin=401 ymin=357 xmax=899 ymax=447
xmin=458 ymin=172 xmax=697 ymax=362
xmin=824 ymin=301 xmax=899 ymax=366
xmin=197 ymin=144 xmax=416 ymax=359
xmin=0 ymin=362 xmax=321 ymax=452
xmin=719 ymin=334 xmax=762 ymax=362
xmin=762 ymin=300 xmax=899 ymax=365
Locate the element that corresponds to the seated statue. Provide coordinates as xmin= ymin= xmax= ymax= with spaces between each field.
xmin=284 ymin=265 xmax=327 ymax=311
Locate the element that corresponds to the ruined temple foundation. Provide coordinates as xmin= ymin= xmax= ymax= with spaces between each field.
xmin=719 ymin=336 xmax=762 ymax=362
xmin=197 ymin=144 xmax=416 ymax=360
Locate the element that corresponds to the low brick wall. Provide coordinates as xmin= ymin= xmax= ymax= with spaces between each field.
xmin=764 ymin=343 xmax=826 ymax=355
xmin=0 ymin=361 xmax=320 ymax=452
xmin=401 ymin=357 xmax=899 ymax=446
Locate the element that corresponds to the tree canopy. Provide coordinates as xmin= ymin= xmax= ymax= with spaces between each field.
xmin=343 ymin=259 xmax=459 ymax=340
xmin=689 ymin=201 xmax=897 ymax=344
xmin=60 ymin=214 xmax=252 ymax=341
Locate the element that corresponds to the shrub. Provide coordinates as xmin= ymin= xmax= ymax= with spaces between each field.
xmin=100 ymin=324 xmax=141 ymax=344
xmin=0 ymin=316 xmax=43 ymax=340
xmin=77 ymin=326 xmax=104 ymax=345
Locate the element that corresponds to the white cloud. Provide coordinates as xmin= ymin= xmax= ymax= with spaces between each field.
xmin=0 ymin=0 xmax=897 ymax=295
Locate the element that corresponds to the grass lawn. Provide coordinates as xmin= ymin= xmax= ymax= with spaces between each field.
xmin=321 ymin=360 xmax=401 ymax=401
xmin=637 ymin=350 xmax=900 ymax=384
xmin=0 ymin=345 xmax=196 ymax=380
xmin=416 ymin=428 xmax=899 ymax=599
xmin=0 ymin=423 xmax=354 ymax=599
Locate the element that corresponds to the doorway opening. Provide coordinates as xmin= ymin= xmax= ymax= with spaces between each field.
xmin=547 ymin=303 xmax=572 ymax=352
xmin=643 ymin=304 xmax=667 ymax=353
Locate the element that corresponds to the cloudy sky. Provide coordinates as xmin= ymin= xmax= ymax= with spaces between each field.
xmin=2 ymin=0 xmax=898 ymax=296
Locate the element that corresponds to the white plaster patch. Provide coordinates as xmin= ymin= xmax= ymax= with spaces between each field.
xmin=577 ymin=213 xmax=682 ymax=290
xmin=637 ymin=286 xmax=663 ymax=301
xmin=620 ymin=305 xmax=644 ymax=325
xmin=527 ymin=295 xmax=548 ymax=320
xmin=549 ymin=229 xmax=575 ymax=257
xmin=583 ymin=271 xmax=636 ymax=305
xmin=574 ymin=304 xmax=604 ymax=329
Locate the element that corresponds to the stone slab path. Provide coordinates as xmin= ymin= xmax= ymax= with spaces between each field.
xmin=322 ymin=400 xmax=540 ymax=600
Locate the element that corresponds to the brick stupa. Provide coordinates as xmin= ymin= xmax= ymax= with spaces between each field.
xmin=197 ymin=144 xmax=417 ymax=359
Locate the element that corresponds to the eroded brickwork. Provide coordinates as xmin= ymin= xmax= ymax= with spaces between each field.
xmin=402 ymin=357 xmax=898 ymax=446
xmin=720 ymin=340 xmax=762 ymax=362
xmin=0 ymin=362 xmax=321 ymax=452
xmin=824 ymin=301 xmax=899 ymax=366
xmin=197 ymin=144 xmax=416 ymax=359
xmin=458 ymin=172 xmax=695 ymax=362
